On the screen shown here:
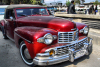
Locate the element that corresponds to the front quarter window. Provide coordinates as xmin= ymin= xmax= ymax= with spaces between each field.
xmin=16 ymin=8 xmax=48 ymax=17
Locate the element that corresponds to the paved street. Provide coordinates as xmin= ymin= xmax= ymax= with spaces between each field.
xmin=0 ymin=31 xmax=100 ymax=67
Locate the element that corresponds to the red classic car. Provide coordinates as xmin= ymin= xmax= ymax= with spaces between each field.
xmin=0 ymin=4 xmax=92 ymax=66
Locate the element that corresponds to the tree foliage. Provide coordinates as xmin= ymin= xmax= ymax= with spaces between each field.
xmin=66 ymin=0 xmax=71 ymax=6
xmin=94 ymin=0 xmax=100 ymax=5
xmin=3 ymin=0 xmax=43 ymax=5
xmin=75 ymin=0 xmax=85 ymax=4
xmin=75 ymin=0 xmax=80 ymax=4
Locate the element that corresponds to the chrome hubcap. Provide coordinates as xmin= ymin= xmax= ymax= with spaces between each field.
xmin=20 ymin=43 xmax=33 ymax=65
xmin=24 ymin=48 xmax=32 ymax=59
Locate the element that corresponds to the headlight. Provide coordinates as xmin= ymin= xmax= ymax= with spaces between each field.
xmin=79 ymin=26 xmax=89 ymax=34
xmin=44 ymin=33 xmax=53 ymax=45
xmin=83 ymin=26 xmax=89 ymax=34
xmin=37 ymin=33 xmax=57 ymax=45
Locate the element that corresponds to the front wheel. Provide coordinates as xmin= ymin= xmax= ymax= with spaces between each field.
xmin=20 ymin=41 xmax=35 ymax=66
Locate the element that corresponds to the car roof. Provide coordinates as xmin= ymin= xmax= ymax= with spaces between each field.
xmin=6 ymin=4 xmax=46 ymax=9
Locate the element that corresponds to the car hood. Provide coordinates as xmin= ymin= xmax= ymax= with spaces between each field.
xmin=17 ymin=16 xmax=76 ymax=32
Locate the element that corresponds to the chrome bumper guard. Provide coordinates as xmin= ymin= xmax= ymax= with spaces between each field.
xmin=33 ymin=37 xmax=92 ymax=66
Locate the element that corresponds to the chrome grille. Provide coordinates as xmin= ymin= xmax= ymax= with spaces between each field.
xmin=56 ymin=46 xmax=69 ymax=56
xmin=76 ymin=38 xmax=88 ymax=50
xmin=58 ymin=31 xmax=78 ymax=43
xmin=56 ymin=38 xmax=87 ymax=56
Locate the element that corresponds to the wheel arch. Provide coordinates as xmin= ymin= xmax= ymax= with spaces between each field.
xmin=18 ymin=38 xmax=23 ymax=46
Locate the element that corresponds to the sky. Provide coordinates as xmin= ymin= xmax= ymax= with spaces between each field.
xmin=44 ymin=0 xmax=100 ymax=3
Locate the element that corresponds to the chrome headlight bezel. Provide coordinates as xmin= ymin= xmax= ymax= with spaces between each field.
xmin=79 ymin=26 xmax=89 ymax=34
xmin=37 ymin=33 xmax=57 ymax=45
xmin=44 ymin=33 xmax=53 ymax=45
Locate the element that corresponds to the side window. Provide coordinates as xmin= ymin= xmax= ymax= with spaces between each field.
xmin=6 ymin=9 xmax=15 ymax=19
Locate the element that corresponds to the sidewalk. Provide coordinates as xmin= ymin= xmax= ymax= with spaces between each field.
xmin=89 ymin=28 xmax=100 ymax=45
xmin=89 ymin=28 xmax=100 ymax=34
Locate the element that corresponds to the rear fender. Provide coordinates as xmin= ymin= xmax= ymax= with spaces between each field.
xmin=14 ymin=26 xmax=57 ymax=58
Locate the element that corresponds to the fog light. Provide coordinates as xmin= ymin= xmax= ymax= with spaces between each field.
xmin=49 ymin=50 xmax=55 ymax=56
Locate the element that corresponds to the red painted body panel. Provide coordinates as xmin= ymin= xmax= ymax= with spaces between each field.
xmin=0 ymin=6 xmax=88 ymax=60
xmin=14 ymin=26 xmax=58 ymax=58
xmin=75 ymin=22 xmax=87 ymax=30
xmin=16 ymin=16 xmax=76 ymax=32
xmin=75 ymin=22 xmax=88 ymax=36
xmin=15 ymin=26 xmax=58 ymax=43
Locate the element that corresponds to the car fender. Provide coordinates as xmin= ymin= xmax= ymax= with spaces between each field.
xmin=14 ymin=26 xmax=58 ymax=58
xmin=75 ymin=22 xmax=87 ymax=30
xmin=75 ymin=22 xmax=88 ymax=36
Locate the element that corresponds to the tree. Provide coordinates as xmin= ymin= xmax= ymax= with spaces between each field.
xmin=94 ymin=0 xmax=100 ymax=5
xmin=75 ymin=0 xmax=85 ymax=5
xmin=4 ymin=0 xmax=43 ymax=5
xmin=75 ymin=0 xmax=80 ymax=4
xmin=66 ymin=0 xmax=71 ymax=6
xmin=38 ymin=2 xmax=43 ymax=5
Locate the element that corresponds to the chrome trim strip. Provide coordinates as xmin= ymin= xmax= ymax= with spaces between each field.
xmin=71 ymin=28 xmax=77 ymax=31
xmin=57 ymin=37 xmax=87 ymax=48
xmin=33 ymin=54 xmax=69 ymax=66
xmin=14 ymin=32 xmax=32 ymax=43
xmin=36 ymin=53 xmax=50 ymax=57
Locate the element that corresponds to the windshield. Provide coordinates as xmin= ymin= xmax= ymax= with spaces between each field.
xmin=0 ymin=8 xmax=5 ymax=15
xmin=16 ymin=8 xmax=48 ymax=17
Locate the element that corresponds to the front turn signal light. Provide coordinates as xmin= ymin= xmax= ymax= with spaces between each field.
xmin=49 ymin=50 xmax=55 ymax=56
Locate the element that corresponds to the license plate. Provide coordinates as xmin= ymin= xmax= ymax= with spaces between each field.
xmin=74 ymin=49 xmax=86 ymax=59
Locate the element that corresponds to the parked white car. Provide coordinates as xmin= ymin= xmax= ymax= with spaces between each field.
xmin=0 ymin=5 xmax=8 ymax=20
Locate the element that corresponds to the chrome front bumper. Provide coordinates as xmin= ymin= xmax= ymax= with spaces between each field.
xmin=33 ymin=37 xmax=92 ymax=66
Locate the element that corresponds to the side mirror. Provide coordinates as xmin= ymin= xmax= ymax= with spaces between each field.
xmin=10 ymin=16 xmax=14 ymax=21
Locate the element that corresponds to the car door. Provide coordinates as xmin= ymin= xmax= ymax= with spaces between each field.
xmin=5 ymin=9 xmax=17 ymax=39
